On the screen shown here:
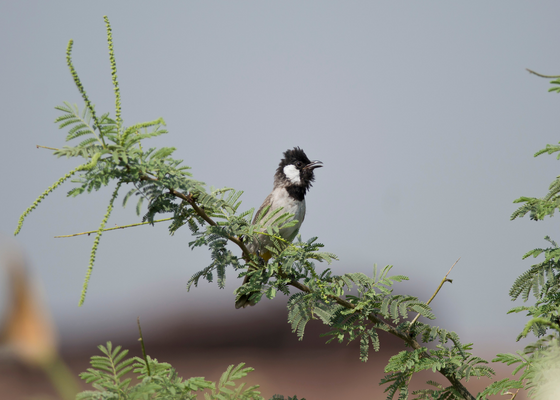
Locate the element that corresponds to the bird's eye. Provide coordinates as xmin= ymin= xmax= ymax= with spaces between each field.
xmin=295 ymin=161 xmax=304 ymax=168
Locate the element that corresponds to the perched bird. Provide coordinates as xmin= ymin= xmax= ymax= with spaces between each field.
xmin=235 ymin=147 xmax=322 ymax=309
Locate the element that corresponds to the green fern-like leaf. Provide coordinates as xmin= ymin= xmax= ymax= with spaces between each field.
xmin=287 ymin=292 xmax=315 ymax=340
xmin=204 ymin=363 xmax=263 ymax=400
xmin=79 ymin=342 xmax=135 ymax=392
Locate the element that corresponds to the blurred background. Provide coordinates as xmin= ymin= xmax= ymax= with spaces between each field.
xmin=1 ymin=1 xmax=560 ymax=398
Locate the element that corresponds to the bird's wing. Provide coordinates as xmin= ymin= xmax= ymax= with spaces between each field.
xmin=284 ymin=228 xmax=300 ymax=243
xmin=252 ymin=192 xmax=274 ymax=225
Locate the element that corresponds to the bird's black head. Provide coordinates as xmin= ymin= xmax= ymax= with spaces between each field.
xmin=274 ymin=147 xmax=322 ymax=199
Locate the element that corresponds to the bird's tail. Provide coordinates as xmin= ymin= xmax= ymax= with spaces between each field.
xmin=235 ymin=275 xmax=257 ymax=309
xmin=235 ymin=251 xmax=271 ymax=309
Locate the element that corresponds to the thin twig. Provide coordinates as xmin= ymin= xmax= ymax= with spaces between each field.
xmin=505 ymin=389 xmax=520 ymax=399
xmin=526 ymin=68 xmax=560 ymax=79
xmin=409 ymin=258 xmax=460 ymax=327
xmin=137 ymin=317 xmax=151 ymax=376
xmin=54 ymin=218 xmax=173 ymax=238
xmin=37 ymin=145 xmax=60 ymax=151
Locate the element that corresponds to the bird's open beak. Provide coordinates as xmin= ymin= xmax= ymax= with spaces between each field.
xmin=304 ymin=160 xmax=323 ymax=170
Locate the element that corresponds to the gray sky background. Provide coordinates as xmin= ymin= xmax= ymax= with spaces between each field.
xmin=1 ymin=1 xmax=560 ymax=353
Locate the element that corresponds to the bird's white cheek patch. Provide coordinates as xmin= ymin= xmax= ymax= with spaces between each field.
xmin=283 ymin=164 xmax=301 ymax=184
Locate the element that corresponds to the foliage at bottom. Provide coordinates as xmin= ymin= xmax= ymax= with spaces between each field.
xmin=77 ymin=342 xmax=304 ymax=400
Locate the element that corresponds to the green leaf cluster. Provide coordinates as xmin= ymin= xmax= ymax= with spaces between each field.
xmin=77 ymin=342 xmax=269 ymax=400
xmin=508 ymin=236 xmax=560 ymax=340
xmin=483 ymin=235 xmax=560 ymax=398
xmin=511 ymin=78 xmax=560 ymax=221
xmin=383 ymin=330 xmax=493 ymax=400
xmin=480 ymin=72 xmax=560 ymax=400
xmin=479 ymin=334 xmax=560 ymax=400
xmin=226 ymin=236 xmax=337 ymax=307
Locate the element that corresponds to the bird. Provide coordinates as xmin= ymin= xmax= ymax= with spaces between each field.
xmin=235 ymin=147 xmax=322 ymax=309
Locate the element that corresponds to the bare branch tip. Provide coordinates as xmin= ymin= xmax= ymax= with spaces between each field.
xmin=525 ymin=68 xmax=560 ymax=79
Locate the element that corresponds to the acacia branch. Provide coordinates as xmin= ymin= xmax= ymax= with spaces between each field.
xmin=287 ymin=279 xmax=474 ymax=399
xmin=136 ymin=174 xmax=474 ymax=399
xmin=288 ymin=280 xmax=421 ymax=348
xmin=138 ymin=175 xmax=253 ymax=260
